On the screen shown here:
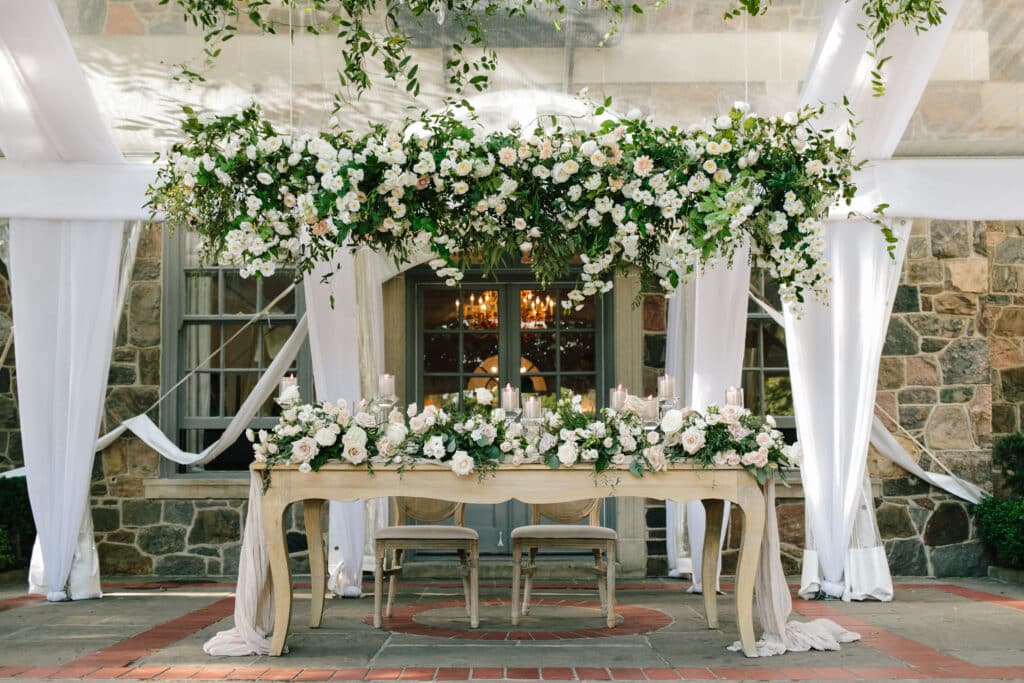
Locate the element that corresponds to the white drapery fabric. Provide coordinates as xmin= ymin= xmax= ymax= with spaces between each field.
xmin=664 ymin=244 xmax=750 ymax=588
xmin=784 ymin=219 xmax=909 ymax=599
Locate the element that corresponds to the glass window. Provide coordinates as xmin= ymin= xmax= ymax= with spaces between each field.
xmin=165 ymin=232 xmax=312 ymax=474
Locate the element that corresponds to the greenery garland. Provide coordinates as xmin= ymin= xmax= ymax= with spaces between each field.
xmin=163 ymin=0 xmax=946 ymax=101
xmin=148 ymin=97 xmax=876 ymax=311
xmin=253 ymin=387 xmax=799 ymax=484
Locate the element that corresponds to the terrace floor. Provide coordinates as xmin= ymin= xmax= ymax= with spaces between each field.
xmin=0 ymin=576 xmax=1021 ymax=682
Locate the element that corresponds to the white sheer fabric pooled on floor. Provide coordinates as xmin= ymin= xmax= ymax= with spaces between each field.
xmin=664 ymin=244 xmax=750 ymax=590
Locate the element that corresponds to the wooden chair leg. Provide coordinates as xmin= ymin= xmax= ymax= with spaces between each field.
xmin=373 ymin=540 xmax=385 ymax=628
xmin=469 ymin=540 xmax=480 ymax=629
xmin=594 ymin=548 xmax=608 ymax=617
xmin=522 ymin=547 xmax=537 ymax=615
xmin=457 ymin=549 xmax=472 ymax=617
xmin=605 ymin=540 xmax=617 ymax=629
xmin=511 ymin=539 xmax=522 ymax=626
xmin=386 ymin=547 xmax=402 ymax=618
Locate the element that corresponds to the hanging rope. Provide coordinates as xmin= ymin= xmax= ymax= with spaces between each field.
xmin=743 ymin=12 xmax=750 ymax=105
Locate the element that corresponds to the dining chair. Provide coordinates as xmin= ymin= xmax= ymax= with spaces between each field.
xmin=373 ymin=497 xmax=479 ymax=628
xmin=510 ymin=499 xmax=617 ymax=628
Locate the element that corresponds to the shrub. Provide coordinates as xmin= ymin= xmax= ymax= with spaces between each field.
xmin=975 ymin=496 xmax=1024 ymax=570
xmin=992 ymin=432 xmax=1024 ymax=498
xmin=0 ymin=528 xmax=13 ymax=571
xmin=0 ymin=477 xmax=35 ymax=565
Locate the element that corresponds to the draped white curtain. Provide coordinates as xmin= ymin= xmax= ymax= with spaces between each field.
xmin=784 ymin=219 xmax=909 ymax=599
xmin=664 ymin=242 xmax=750 ymax=589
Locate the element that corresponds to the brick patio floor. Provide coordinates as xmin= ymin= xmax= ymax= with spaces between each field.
xmin=0 ymin=577 xmax=1021 ymax=681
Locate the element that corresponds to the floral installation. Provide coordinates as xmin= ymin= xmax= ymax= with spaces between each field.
xmin=149 ymin=97 xmax=879 ymax=313
xmin=250 ymin=387 xmax=799 ymax=485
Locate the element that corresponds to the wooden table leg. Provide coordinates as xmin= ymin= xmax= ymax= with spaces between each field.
xmin=700 ymin=499 xmax=724 ymax=629
xmin=264 ymin=494 xmax=293 ymax=657
xmin=735 ymin=486 xmax=766 ymax=658
xmin=304 ymin=499 xmax=327 ymax=628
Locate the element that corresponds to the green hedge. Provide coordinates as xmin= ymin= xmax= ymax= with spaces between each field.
xmin=975 ymin=496 xmax=1024 ymax=570
xmin=0 ymin=477 xmax=34 ymax=570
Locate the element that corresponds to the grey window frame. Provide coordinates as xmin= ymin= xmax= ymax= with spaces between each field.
xmin=159 ymin=230 xmax=313 ymax=477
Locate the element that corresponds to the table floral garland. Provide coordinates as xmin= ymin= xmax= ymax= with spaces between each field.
xmin=149 ymin=97 xmax=881 ymax=312
xmin=250 ymin=387 xmax=799 ymax=485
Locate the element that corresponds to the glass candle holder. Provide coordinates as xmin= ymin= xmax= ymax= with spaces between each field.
xmin=724 ymin=386 xmax=744 ymax=407
xmin=279 ymin=374 xmax=298 ymax=398
xmin=609 ymin=385 xmax=627 ymax=412
xmin=643 ymin=395 xmax=659 ymax=430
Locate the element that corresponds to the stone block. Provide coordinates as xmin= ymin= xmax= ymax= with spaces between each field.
xmin=107 ymin=530 xmax=135 ymax=544
xmin=931 ymin=221 xmax=971 ymax=258
xmin=642 ymin=296 xmax=666 ymax=332
xmin=921 ymin=338 xmax=950 ymax=353
xmin=137 ymin=223 xmax=163 ymax=258
xmin=102 ymin=445 xmax=127 ymax=477
xmin=107 ymin=364 xmax=136 ymax=386
xmin=994 ymin=237 xmax=1024 ymax=264
xmin=126 ymin=440 xmax=160 ymax=478
xmin=930 ymin=540 xmax=991 ymax=577
xmin=775 ymin=503 xmax=804 ymax=547
xmin=92 ymin=506 xmax=120 ymax=533
xmin=933 ymin=293 xmax=977 ymax=316
xmin=884 ymin=477 xmax=931 ymax=497
xmin=155 ymin=554 xmax=207 ymax=576
xmin=163 ymin=500 xmax=195 ymax=525
xmin=877 ymin=357 xmax=905 ymax=389
xmin=906 ymin=356 xmax=940 ymax=385
xmin=892 ymin=285 xmax=920 ymax=313
xmin=0 ymin=395 xmax=18 ymax=430
xmin=137 ymin=525 xmax=187 ymax=555
xmin=223 ymin=544 xmax=242 ymax=575
xmin=105 ymin=387 xmax=159 ymax=428
xmin=107 ymin=476 xmax=143 ymax=498
xmin=206 ymin=558 xmax=223 ymax=575
xmin=898 ymin=387 xmax=937 ymax=404
xmin=192 ymin=546 xmax=219 ymax=557
xmin=994 ymin=307 xmax=1024 ymax=336
xmin=969 ymin=385 xmax=992 ymax=448
xmin=991 ymin=265 xmax=1024 ymax=293
xmin=940 ymin=386 xmax=974 ymax=403
xmin=925 ymin=405 xmax=974 ymax=450
xmin=882 ymin=317 xmax=918 ymax=356
xmin=867 ymin=440 xmax=910 ymax=478
xmin=923 ymin=502 xmax=970 ymax=546
xmin=908 ymin=260 xmax=944 ymax=285
xmin=990 ymin=338 xmax=1024 ymax=370
xmin=877 ymin=503 xmax=915 ymax=539
xmin=946 ymin=259 xmax=988 ymax=293
xmin=992 ymin=402 xmax=1018 ymax=434
xmin=122 ymin=500 xmax=161 ymax=526
xmin=939 ymin=338 xmax=989 ymax=384
xmin=1001 ymin=366 xmax=1024 ymax=402
xmin=909 ymin=505 xmax=930 ymax=534
xmin=886 ymin=539 xmax=929 ymax=575
xmin=128 ymin=283 xmax=161 ymax=347
xmin=112 ymin=347 xmax=135 ymax=363
xmin=139 ymin=348 xmax=160 ymax=386
xmin=899 ymin=405 xmax=931 ymax=431
xmin=132 ymin=258 xmax=161 ymax=281
xmin=189 ymin=508 xmax=241 ymax=545
xmin=98 ymin=542 xmax=152 ymax=575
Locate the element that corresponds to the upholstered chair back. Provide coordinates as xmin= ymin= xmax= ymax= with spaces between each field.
xmin=532 ymin=499 xmax=601 ymax=526
xmin=393 ymin=497 xmax=466 ymax=526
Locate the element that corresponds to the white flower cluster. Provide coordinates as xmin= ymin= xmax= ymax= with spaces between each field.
xmin=153 ymin=100 xmax=862 ymax=314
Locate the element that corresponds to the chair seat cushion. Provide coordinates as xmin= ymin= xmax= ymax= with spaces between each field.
xmin=375 ymin=525 xmax=479 ymax=541
xmin=511 ymin=524 xmax=617 ymax=540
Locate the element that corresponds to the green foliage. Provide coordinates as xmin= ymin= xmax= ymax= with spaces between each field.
xmin=166 ymin=0 xmax=946 ymax=105
xmin=0 ymin=477 xmax=34 ymax=569
xmin=975 ymin=496 xmax=1024 ymax=570
xmin=993 ymin=432 xmax=1024 ymax=498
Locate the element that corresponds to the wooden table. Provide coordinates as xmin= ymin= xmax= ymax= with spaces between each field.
xmin=253 ymin=462 xmax=767 ymax=657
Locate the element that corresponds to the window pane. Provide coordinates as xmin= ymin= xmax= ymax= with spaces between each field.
xmin=223 ymin=272 xmax=258 ymax=314
xmin=463 ymin=290 xmax=499 ymax=330
xmin=560 ymin=375 xmax=597 ymax=414
xmin=741 ymin=370 xmax=761 ymax=414
xmin=224 ymin=371 xmax=260 ymax=414
xmin=463 ymin=333 xmax=499 ymax=374
xmin=465 ymin=375 xmax=499 ymax=398
xmin=561 ymin=332 xmax=596 ymax=371
xmin=521 ymin=374 xmax=554 ymax=396
xmin=202 ymin=430 xmax=261 ymax=471
xmin=224 ymin=323 xmax=260 ymax=369
xmin=423 ymin=333 xmax=460 ymax=372
xmin=185 ymin=272 xmax=218 ymax=314
xmin=424 ymin=289 xmax=460 ymax=329
xmin=183 ymin=372 xmax=220 ymax=417
xmin=520 ymin=289 xmax=557 ymax=329
xmin=743 ymin=321 xmax=760 ymax=368
xmin=764 ymin=372 xmax=794 ymax=416
xmin=185 ymin=323 xmax=221 ymax=369
xmin=521 ymin=332 xmax=556 ymax=373
xmin=263 ymin=273 xmax=296 ymax=313
xmin=423 ymin=375 xmax=461 ymax=408
xmin=561 ymin=294 xmax=596 ymax=329
xmin=763 ymin=323 xmax=788 ymax=368
xmin=261 ymin=322 xmax=298 ymax=367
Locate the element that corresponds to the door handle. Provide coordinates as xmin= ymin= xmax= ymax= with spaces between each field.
xmin=497 ymin=531 xmax=505 ymax=548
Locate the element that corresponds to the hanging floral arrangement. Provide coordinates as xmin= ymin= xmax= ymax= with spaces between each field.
xmin=148 ymin=97 xmax=870 ymax=310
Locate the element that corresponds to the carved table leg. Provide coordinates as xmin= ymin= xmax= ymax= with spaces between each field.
xmin=735 ymin=486 xmax=766 ymax=658
xmin=304 ymin=499 xmax=327 ymax=628
xmin=701 ymin=498 xmax=724 ymax=629
xmin=264 ymin=494 xmax=293 ymax=657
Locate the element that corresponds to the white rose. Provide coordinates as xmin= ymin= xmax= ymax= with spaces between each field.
xmin=344 ymin=445 xmax=368 ymax=464
xmin=385 ymin=423 xmax=408 ymax=444
xmin=741 ymin=448 xmax=769 ymax=468
xmin=409 ymin=415 xmax=428 ymax=434
xmin=245 ymin=428 xmax=255 ymax=442
xmin=660 ymin=409 xmax=683 ymax=434
xmin=298 ymin=462 xmax=312 ymax=473
xmin=680 ymin=426 xmax=706 ymax=455
xmin=451 ymin=450 xmax=474 ymax=476
xmin=474 ymin=387 xmax=494 ymax=405
xmin=645 ymin=445 xmax=668 ymax=472
xmin=279 ymin=385 xmax=300 ymax=404
xmin=620 ymin=434 xmax=637 ymax=452
xmin=355 ymin=411 xmax=376 ymax=428
xmin=785 ymin=442 xmax=803 ymax=466
xmin=290 ymin=436 xmax=319 ymax=464
xmin=557 ymin=442 xmax=578 ymax=466
xmin=423 ymin=435 xmax=446 ymax=459
xmin=579 ymin=140 xmax=597 ymax=157
xmin=341 ymin=425 xmax=368 ymax=450
xmin=314 ymin=428 xmax=337 ymax=447
xmin=621 ymin=394 xmax=647 ymax=416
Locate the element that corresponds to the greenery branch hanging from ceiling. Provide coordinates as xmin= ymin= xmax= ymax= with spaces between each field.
xmin=163 ymin=0 xmax=947 ymax=103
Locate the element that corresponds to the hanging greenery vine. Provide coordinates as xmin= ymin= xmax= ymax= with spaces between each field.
xmin=162 ymin=0 xmax=946 ymax=102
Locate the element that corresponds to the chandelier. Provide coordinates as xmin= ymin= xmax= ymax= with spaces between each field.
xmin=458 ymin=290 xmax=556 ymax=329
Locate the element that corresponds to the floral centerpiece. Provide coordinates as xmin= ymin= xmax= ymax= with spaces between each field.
xmin=150 ymin=97 xmax=879 ymax=312
xmin=251 ymin=386 xmax=800 ymax=485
